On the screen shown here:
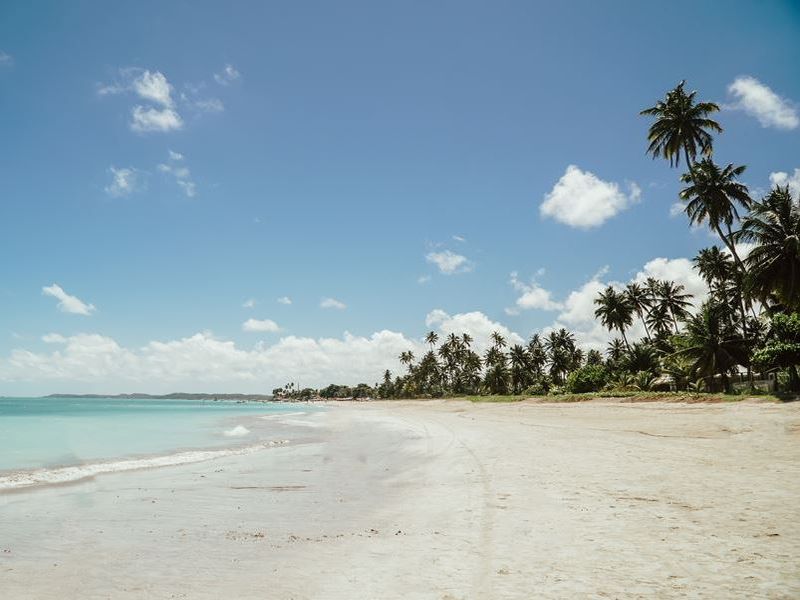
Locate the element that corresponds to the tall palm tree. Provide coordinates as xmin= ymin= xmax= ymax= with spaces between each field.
xmin=694 ymin=246 xmax=736 ymax=297
xmin=490 ymin=331 xmax=507 ymax=349
xmin=594 ymin=286 xmax=634 ymax=348
xmin=399 ymin=351 xmax=415 ymax=374
xmin=738 ymin=186 xmax=800 ymax=310
xmin=655 ymin=280 xmax=693 ymax=332
xmin=640 ymin=80 xmax=722 ymax=168
xmin=679 ymin=159 xmax=752 ymax=271
xmin=425 ymin=331 xmax=439 ymax=350
xmin=526 ymin=334 xmax=547 ymax=377
xmin=625 ymin=283 xmax=653 ymax=341
xmin=675 ymin=301 xmax=748 ymax=393
xmin=508 ymin=344 xmax=530 ymax=394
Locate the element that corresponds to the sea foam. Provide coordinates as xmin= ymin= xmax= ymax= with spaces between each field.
xmin=0 ymin=440 xmax=290 ymax=491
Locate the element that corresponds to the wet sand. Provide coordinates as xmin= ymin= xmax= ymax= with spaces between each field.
xmin=1 ymin=399 xmax=799 ymax=599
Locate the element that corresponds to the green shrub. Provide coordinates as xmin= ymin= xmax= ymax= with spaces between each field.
xmin=566 ymin=364 xmax=609 ymax=393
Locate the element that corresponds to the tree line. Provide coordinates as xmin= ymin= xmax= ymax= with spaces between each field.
xmin=276 ymin=81 xmax=800 ymax=400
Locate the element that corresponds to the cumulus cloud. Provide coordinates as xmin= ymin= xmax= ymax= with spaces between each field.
xmin=131 ymin=106 xmax=183 ymax=133
xmin=452 ymin=235 xmax=466 ymax=243
xmin=425 ymin=309 xmax=523 ymax=353
xmin=540 ymin=165 xmax=641 ymax=229
xmin=669 ymin=202 xmax=684 ymax=218
xmin=426 ymin=250 xmax=473 ymax=275
xmin=157 ymin=150 xmax=196 ymax=197
xmin=42 ymin=333 xmax=67 ymax=344
xmin=242 ymin=298 xmax=256 ymax=309
xmin=98 ymin=69 xmax=185 ymax=133
xmin=0 ymin=330 xmax=419 ymax=394
xmin=727 ymin=76 xmax=799 ymax=130
xmin=770 ymin=168 xmax=800 ymax=196
xmin=320 ymin=297 xmax=346 ymax=310
xmin=417 ymin=275 xmax=431 ymax=284
xmin=506 ymin=272 xmax=562 ymax=315
xmin=104 ymin=166 xmax=142 ymax=197
xmin=242 ymin=318 xmax=280 ymax=333
xmin=277 ymin=296 xmax=292 ymax=305
xmin=42 ymin=284 xmax=96 ymax=316
xmin=0 ymin=51 xmax=12 ymax=66
xmin=214 ymin=64 xmax=241 ymax=85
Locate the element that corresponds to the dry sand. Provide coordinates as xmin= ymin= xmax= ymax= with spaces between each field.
xmin=1 ymin=399 xmax=799 ymax=599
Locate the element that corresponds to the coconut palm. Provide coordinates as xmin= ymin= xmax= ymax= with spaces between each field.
xmin=399 ymin=351 xmax=415 ymax=374
xmin=625 ymin=283 xmax=653 ymax=341
xmin=509 ymin=344 xmax=530 ymax=393
xmin=675 ymin=301 xmax=748 ymax=392
xmin=425 ymin=331 xmax=439 ymax=350
xmin=527 ymin=334 xmax=547 ymax=377
xmin=679 ymin=159 xmax=752 ymax=270
xmin=654 ymin=280 xmax=693 ymax=332
xmin=694 ymin=246 xmax=736 ymax=296
xmin=606 ymin=338 xmax=626 ymax=363
xmin=738 ymin=186 xmax=800 ymax=310
xmin=640 ymin=80 xmax=722 ymax=168
xmin=594 ymin=286 xmax=634 ymax=348
xmin=490 ymin=331 xmax=507 ymax=349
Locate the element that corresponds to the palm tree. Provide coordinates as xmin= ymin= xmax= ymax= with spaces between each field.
xmin=399 ymin=351 xmax=415 ymax=374
xmin=508 ymin=344 xmax=530 ymax=393
xmin=679 ymin=159 xmax=752 ymax=271
xmin=675 ymin=302 xmax=748 ymax=392
xmin=425 ymin=331 xmax=439 ymax=350
xmin=625 ymin=283 xmax=653 ymax=341
xmin=606 ymin=338 xmax=626 ymax=363
xmin=640 ymin=80 xmax=722 ymax=168
xmin=739 ymin=186 xmax=800 ymax=310
xmin=594 ymin=286 xmax=634 ymax=348
xmin=694 ymin=246 xmax=736 ymax=297
xmin=526 ymin=334 xmax=547 ymax=377
xmin=490 ymin=331 xmax=507 ymax=349
xmin=654 ymin=280 xmax=693 ymax=332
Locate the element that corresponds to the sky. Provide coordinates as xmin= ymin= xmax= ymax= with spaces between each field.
xmin=1 ymin=1 xmax=799 ymax=395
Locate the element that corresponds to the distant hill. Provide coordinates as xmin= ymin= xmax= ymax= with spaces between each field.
xmin=45 ymin=393 xmax=276 ymax=401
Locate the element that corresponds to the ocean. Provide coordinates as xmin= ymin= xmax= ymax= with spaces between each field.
xmin=0 ymin=396 xmax=316 ymax=490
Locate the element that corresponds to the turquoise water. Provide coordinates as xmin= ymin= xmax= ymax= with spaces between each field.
xmin=0 ymin=397 xmax=306 ymax=473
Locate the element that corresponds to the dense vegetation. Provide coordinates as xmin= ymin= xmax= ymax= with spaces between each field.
xmin=277 ymin=81 xmax=800 ymax=401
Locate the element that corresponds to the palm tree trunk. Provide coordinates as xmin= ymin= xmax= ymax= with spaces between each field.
xmin=619 ymin=327 xmax=630 ymax=350
xmin=638 ymin=309 xmax=652 ymax=341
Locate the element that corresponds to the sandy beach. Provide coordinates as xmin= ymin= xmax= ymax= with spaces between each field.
xmin=1 ymin=399 xmax=799 ymax=599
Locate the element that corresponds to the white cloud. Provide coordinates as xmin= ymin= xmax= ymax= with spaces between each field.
xmin=425 ymin=309 xmax=523 ymax=353
xmin=320 ymin=297 xmax=346 ymax=310
xmin=131 ymin=106 xmax=183 ymax=133
xmin=214 ymin=64 xmax=241 ymax=85
xmin=193 ymin=98 xmax=224 ymax=113
xmin=417 ymin=275 xmax=431 ymax=284
xmin=104 ymin=166 xmax=142 ymax=197
xmin=277 ymin=296 xmax=292 ymax=305
xmin=0 ymin=51 xmax=12 ymax=66
xmin=770 ymin=168 xmax=800 ymax=196
xmin=727 ymin=76 xmax=799 ymax=130
xmin=426 ymin=250 xmax=473 ymax=275
xmin=242 ymin=318 xmax=280 ymax=333
xmin=632 ymin=257 xmax=708 ymax=301
xmin=540 ymin=165 xmax=641 ymax=229
xmin=158 ymin=150 xmax=196 ymax=197
xmin=242 ymin=298 xmax=256 ymax=309
xmin=0 ymin=330 xmax=419 ymax=394
xmin=42 ymin=333 xmax=67 ymax=344
xmin=452 ymin=235 xmax=466 ymax=243
xmin=506 ymin=272 xmax=562 ymax=314
xmin=131 ymin=70 xmax=174 ymax=107
xmin=42 ymin=284 xmax=96 ymax=316
xmin=669 ymin=202 xmax=684 ymax=218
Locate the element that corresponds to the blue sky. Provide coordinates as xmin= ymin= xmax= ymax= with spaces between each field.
xmin=1 ymin=1 xmax=799 ymax=394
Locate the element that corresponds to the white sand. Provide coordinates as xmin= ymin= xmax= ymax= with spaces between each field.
xmin=1 ymin=399 xmax=798 ymax=599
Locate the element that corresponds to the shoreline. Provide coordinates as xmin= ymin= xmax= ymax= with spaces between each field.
xmin=2 ymin=399 xmax=798 ymax=598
